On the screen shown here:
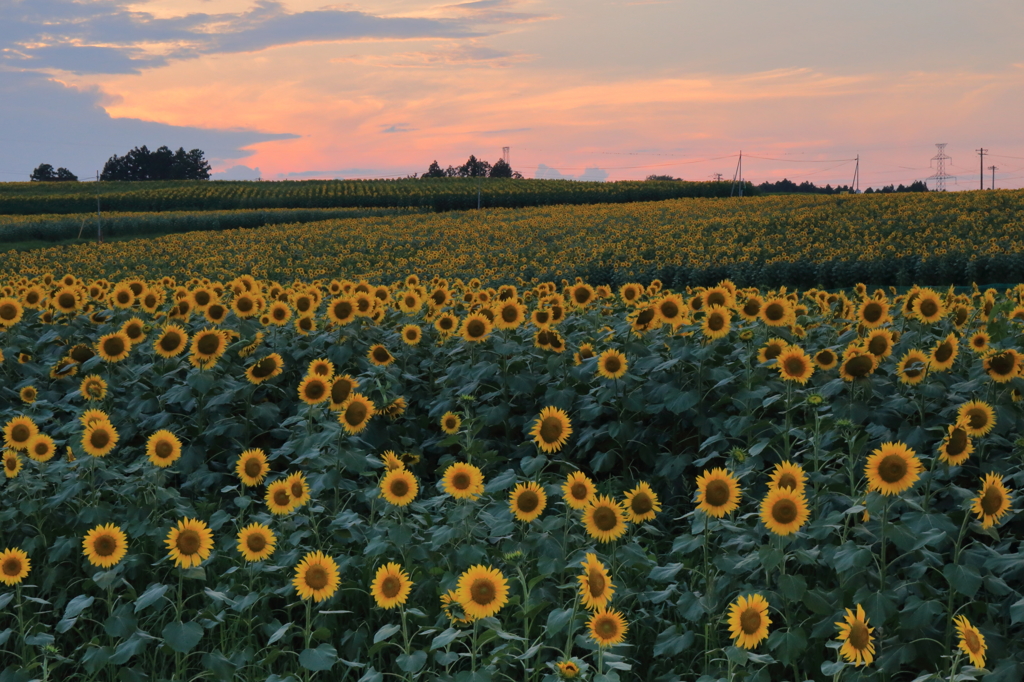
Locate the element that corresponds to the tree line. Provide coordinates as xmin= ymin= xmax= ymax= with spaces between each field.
xmin=421 ymin=155 xmax=523 ymax=179
xmin=30 ymin=146 xmax=212 ymax=182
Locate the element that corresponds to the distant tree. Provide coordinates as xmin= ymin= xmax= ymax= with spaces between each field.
xmin=457 ymin=155 xmax=491 ymax=178
xmin=101 ymin=145 xmax=211 ymax=181
xmin=489 ymin=158 xmax=514 ymax=178
xmin=645 ymin=174 xmax=680 ymax=181
xmin=423 ymin=160 xmax=446 ymax=178
xmin=30 ymin=164 xmax=78 ymax=181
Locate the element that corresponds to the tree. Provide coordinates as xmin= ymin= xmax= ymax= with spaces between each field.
xmin=489 ymin=159 xmax=513 ymax=178
xmin=100 ymin=145 xmax=211 ymax=181
xmin=423 ymin=161 xmax=446 ymax=178
xmin=30 ymin=163 xmax=78 ymax=181
xmin=457 ymin=155 xmax=491 ymax=178
xmin=645 ymin=174 xmax=680 ymax=181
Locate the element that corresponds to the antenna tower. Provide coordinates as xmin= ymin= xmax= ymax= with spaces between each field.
xmin=502 ymin=147 xmax=510 ymax=165
xmin=927 ymin=144 xmax=954 ymax=191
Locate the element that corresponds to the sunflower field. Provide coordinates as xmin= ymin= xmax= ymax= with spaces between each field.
xmin=1 ymin=273 xmax=1022 ymax=682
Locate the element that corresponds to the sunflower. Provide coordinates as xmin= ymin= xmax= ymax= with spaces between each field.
xmin=380 ymin=450 xmax=405 ymax=471
xmin=937 ymin=422 xmax=973 ymax=466
xmin=556 ymin=660 xmax=581 ymax=679
xmin=530 ymin=406 xmax=572 ymax=453
xmin=79 ymin=375 xmax=108 ymax=401
xmin=695 ymin=468 xmax=741 ymax=517
xmin=2 ymin=416 xmax=37 ymax=452
xmin=246 ymin=353 xmax=284 ymax=385
xmin=165 ymin=518 xmax=214 ymax=569
xmin=0 ymin=548 xmax=30 ymax=586
xmin=297 ymin=375 xmax=330 ymax=405
xmin=456 ymin=565 xmax=509 ymax=620
xmin=286 ymin=472 xmax=311 ymax=508
xmin=265 ymin=480 xmax=295 ymax=515
xmin=370 ymin=562 xmax=413 ymax=609
xmin=435 ymin=313 xmax=458 ymax=336
xmin=727 ymin=594 xmax=771 ymax=650
xmin=26 ymin=434 xmax=56 ymax=463
xmin=561 ymin=471 xmax=596 ymax=510
xmin=968 ymin=331 xmax=990 ymax=354
xmin=293 ymin=551 xmax=340 ymax=602
xmin=913 ymin=289 xmax=945 ymax=323
xmin=51 ymin=288 xmax=80 ymax=314
xmin=3 ymin=451 xmax=22 ymax=478
xmin=329 ymin=374 xmax=359 ymax=410
xmin=588 ymin=608 xmax=628 ymax=648
xmin=80 ymin=409 xmax=109 ymax=427
xmin=96 ymin=332 xmax=131 ymax=363
xmin=896 ymin=349 xmax=929 ymax=385
xmin=804 ymin=348 xmax=835 ymax=372
xmin=596 ymin=349 xmax=627 ymax=380
xmin=760 ymin=487 xmax=809 ymax=536
xmin=440 ymin=589 xmax=472 ymax=625
xmin=957 ymin=400 xmax=996 ymax=437
xmin=398 ymin=324 xmax=423 ymax=346
xmin=146 ymin=430 xmax=182 ymax=468
xmin=0 ymin=297 xmax=25 ymax=328
xmin=509 ymin=482 xmax=547 ymax=523
xmin=623 ymin=482 xmax=660 ymax=523
xmin=231 ymin=293 xmax=260 ymax=319
xmin=768 ymin=461 xmax=807 ymax=495
xmin=82 ymin=524 xmax=128 ymax=568
xmin=838 ymin=351 xmax=877 ymax=382
xmin=82 ymin=420 xmax=119 ymax=457
xmin=442 ymin=462 xmax=485 ymax=500
xmin=493 ymin=301 xmax=526 ymax=330
xmin=578 ymin=553 xmax=615 ymax=610
xmin=776 ymin=346 xmax=814 ymax=384
xmin=440 ymin=411 xmax=462 ymax=434
xmin=190 ymin=328 xmax=227 ymax=363
xmin=972 ymin=473 xmax=1012 ymax=528
xmin=18 ymin=385 xmax=36 ymax=404
xmin=954 ymin=615 xmax=987 ymax=668
xmin=760 ymin=298 xmax=792 ymax=326
xmin=984 ymin=348 xmax=1021 ymax=383
xmin=381 ymin=469 xmax=419 ymax=506
xmin=338 ymin=394 xmax=375 ymax=434
xmin=460 ymin=314 xmax=493 ymax=343
xmin=857 ymin=299 xmax=890 ymax=328
xmin=835 ymin=604 xmax=875 ymax=665
xmin=757 ymin=338 xmax=788 ymax=364
xmin=367 ymin=344 xmax=394 ymax=367
xmin=237 ymin=523 xmax=276 ymax=562
xmin=236 ymin=449 xmax=269 ymax=486
xmin=307 ymin=358 xmax=335 ymax=380
xmin=863 ymin=329 xmax=894 ymax=359
xmin=154 ymin=325 xmax=189 ymax=358
xmin=865 ymin=441 xmax=922 ymax=496
xmin=582 ymin=495 xmax=628 ymax=543
xmin=654 ymin=294 xmax=686 ymax=328
xmin=619 ymin=283 xmax=643 ymax=306
xmin=929 ymin=333 xmax=959 ymax=371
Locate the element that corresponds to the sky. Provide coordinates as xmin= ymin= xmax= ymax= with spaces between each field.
xmin=2 ymin=0 xmax=1024 ymax=188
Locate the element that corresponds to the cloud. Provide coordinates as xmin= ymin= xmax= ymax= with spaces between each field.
xmin=534 ymin=163 xmax=608 ymax=181
xmin=0 ymin=71 xmax=295 ymax=180
xmin=331 ymin=43 xmax=527 ymax=69
xmin=211 ymin=165 xmax=263 ymax=180
xmin=276 ymin=168 xmax=417 ymax=180
xmin=381 ymin=124 xmax=416 ymax=133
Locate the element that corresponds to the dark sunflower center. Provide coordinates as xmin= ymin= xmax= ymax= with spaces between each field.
xmin=580 ymin=347 xmax=595 ymax=359
xmin=467 ymin=320 xmax=486 ymax=338
xmin=405 ymin=329 xmax=418 ymax=340
xmin=440 ymin=318 xmax=454 ymax=330
xmin=90 ymin=429 xmax=110 ymax=449
xmin=593 ymin=506 xmax=618 ymax=531
xmin=631 ymin=492 xmax=653 ymax=515
xmin=58 ymin=293 xmax=77 ymax=309
xmin=989 ymin=352 xmax=1014 ymax=375
xmin=5 ymin=457 xmax=17 ymax=471
xmin=0 ymin=303 xmax=19 ymax=319
xmin=244 ymin=458 xmax=262 ymax=478
xmin=588 ymin=567 xmax=606 ymax=597
xmin=305 ymin=382 xmax=325 ymax=400
xmin=290 ymin=481 xmax=304 ymax=498
xmin=707 ymin=292 xmax=726 ymax=307
xmin=125 ymin=324 xmax=142 ymax=340
xmin=963 ymin=628 xmax=982 ymax=653
xmin=877 ymin=454 xmax=908 ymax=483
xmin=390 ymin=478 xmax=410 ymax=498
xmin=636 ymin=308 xmax=655 ymax=326
xmin=765 ymin=303 xmax=785 ymax=321
xmin=502 ymin=306 xmax=518 ymax=322
xmin=868 ymin=336 xmax=888 ymax=356
xmin=707 ymin=313 xmax=725 ymax=331
xmin=372 ymin=347 xmax=391 ymax=363
xmin=272 ymin=307 xmax=287 ymax=320
xmin=333 ymin=302 xmax=352 ymax=319
xmin=116 ymin=291 xmax=131 ymax=304
xmin=765 ymin=344 xmax=783 ymax=360
xmin=381 ymin=575 xmax=402 ymax=598
xmin=934 ymin=342 xmax=953 ymax=363
xmin=660 ymin=301 xmax=679 ymax=319
xmin=966 ymin=409 xmax=987 ymax=430
xmin=194 ymin=291 xmax=211 ymax=306
xmin=846 ymin=355 xmax=873 ymax=377
xmin=176 ymin=530 xmax=201 ymax=556
xmin=517 ymin=490 xmax=539 ymax=513
xmin=345 ymin=401 xmax=368 ymax=426
xmin=33 ymin=441 xmax=49 ymax=457
xmin=452 ymin=472 xmax=471 ymax=490
xmin=197 ymin=334 xmax=220 ymax=355
xmin=571 ymin=482 xmax=588 ymax=500
xmin=863 ymin=302 xmax=882 ymax=322
xmin=252 ymin=358 xmax=278 ymax=378
xmin=237 ymin=297 xmax=254 ymax=312
xmin=743 ymin=300 xmax=760 ymax=316
xmin=11 ymin=424 xmax=30 ymax=443
xmin=777 ymin=473 xmax=798 ymax=490
xmin=94 ymin=534 xmax=117 ymax=557
xmin=947 ymin=429 xmax=968 ymax=456
xmin=972 ymin=336 xmax=986 ymax=349
xmin=103 ymin=337 xmax=125 ymax=356
xmin=849 ymin=622 xmax=870 ymax=650
xmin=919 ymin=299 xmax=938 ymax=317
xmin=771 ymin=499 xmax=798 ymax=525
xmin=273 ymin=489 xmax=290 ymax=506
xmin=246 ymin=533 xmax=267 ymax=553
xmin=597 ymin=616 xmax=617 ymax=637
xmin=155 ymin=441 xmax=174 ymax=459
xmin=2 ymin=557 xmax=22 ymax=576
xmin=470 ymin=578 xmax=495 ymax=605
xmin=539 ymin=416 xmax=563 ymax=443
xmin=603 ymin=356 xmax=621 ymax=374
xmin=705 ymin=479 xmax=730 ymax=507
xmin=444 ymin=417 xmax=458 ymax=430
xmin=784 ymin=357 xmax=806 ymax=376
xmin=305 ymin=565 xmax=329 ymax=590
xmin=332 ymin=380 xmax=352 ymax=404
xmin=160 ymin=332 xmax=182 ymax=351
xmin=904 ymin=358 xmax=924 ymax=378
xmin=980 ymin=486 xmax=1003 ymax=515
xmin=740 ymin=608 xmax=762 ymax=635
xmin=624 ymin=287 xmax=638 ymax=301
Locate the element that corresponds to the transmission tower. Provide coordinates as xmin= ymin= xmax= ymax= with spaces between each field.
xmin=502 ymin=147 xmax=510 ymax=165
xmin=712 ymin=173 xmax=724 ymax=182
xmin=927 ymin=144 xmax=955 ymax=191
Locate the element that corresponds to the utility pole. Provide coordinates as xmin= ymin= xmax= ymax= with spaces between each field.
xmin=989 ymin=165 xmax=998 ymax=190
xmin=851 ymin=154 xmax=860 ymax=193
xmin=730 ymin=152 xmax=743 ymax=197
xmin=977 ymin=148 xmax=988 ymax=190
xmin=712 ymin=173 xmax=724 ymax=182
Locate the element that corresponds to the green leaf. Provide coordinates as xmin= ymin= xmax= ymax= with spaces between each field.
xmin=267 ymin=622 xmax=291 ymax=645
xmin=943 ymin=564 xmax=982 ymax=598
xmin=1010 ymin=597 xmax=1024 ymax=625
xmin=396 ymin=650 xmax=427 ymax=673
xmin=778 ymin=574 xmax=806 ymax=602
xmin=63 ymin=594 xmax=95 ymax=620
xmin=134 ymin=583 xmax=169 ymax=613
xmin=299 ymin=644 xmax=338 ymax=672
xmin=430 ymin=627 xmax=460 ymax=650
xmin=162 ymin=621 xmax=204 ymax=653
xmin=545 ymin=607 xmax=574 ymax=636
xmin=648 ymin=563 xmax=683 ymax=582
xmin=109 ymin=632 xmax=150 ymax=665
xmin=373 ymin=623 xmax=401 ymax=644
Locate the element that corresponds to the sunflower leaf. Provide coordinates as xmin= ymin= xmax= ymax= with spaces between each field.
xmin=373 ymin=623 xmax=401 ymax=644
xmin=162 ymin=620 xmax=204 ymax=654
xmin=299 ymin=644 xmax=338 ymax=672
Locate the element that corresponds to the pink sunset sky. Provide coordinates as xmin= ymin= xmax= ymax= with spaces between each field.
xmin=3 ymin=0 xmax=1024 ymax=189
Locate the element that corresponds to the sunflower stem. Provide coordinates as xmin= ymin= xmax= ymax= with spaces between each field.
xmin=304 ymin=597 xmax=313 ymax=682
xmin=399 ymin=606 xmax=412 ymax=682
xmin=879 ymin=497 xmax=890 ymax=594
xmin=943 ymin=510 xmax=972 ymax=662
xmin=562 ymin=591 xmax=580 ymax=661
